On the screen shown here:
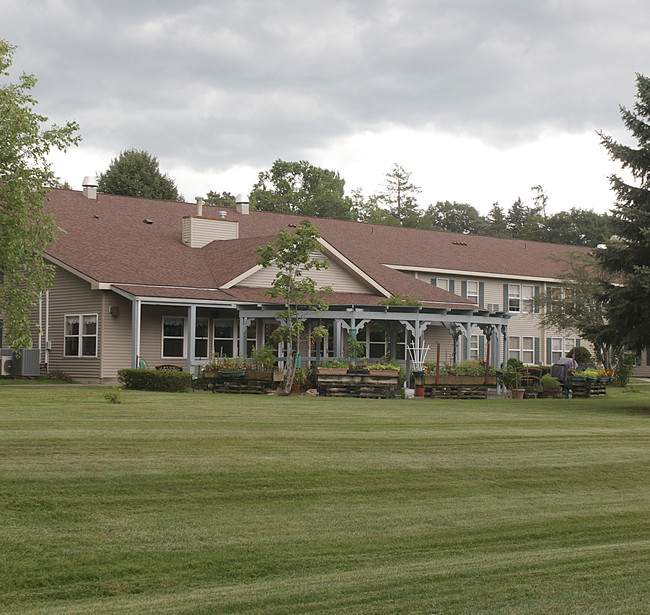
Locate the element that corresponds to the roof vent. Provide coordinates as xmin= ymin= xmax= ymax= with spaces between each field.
xmin=195 ymin=196 xmax=204 ymax=217
xmin=82 ymin=175 xmax=98 ymax=200
xmin=235 ymin=193 xmax=250 ymax=215
xmin=219 ymin=210 xmax=227 ymax=219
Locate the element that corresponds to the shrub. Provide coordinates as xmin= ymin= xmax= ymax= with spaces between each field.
xmin=250 ymin=345 xmax=276 ymax=371
xmin=103 ymin=386 xmax=122 ymax=404
xmin=319 ymin=359 xmax=348 ymax=368
xmin=541 ymin=373 xmax=560 ymax=388
xmin=566 ymin=346 xmax=592 ymax=365
xmin=614 ymin=352 xmax=637 ymax=387
xmin=117 ymin=368 xmax=192 ymax=392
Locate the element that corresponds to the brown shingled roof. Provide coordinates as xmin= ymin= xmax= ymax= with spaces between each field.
xmin=44 ymin=188 xmax=589 ymax=306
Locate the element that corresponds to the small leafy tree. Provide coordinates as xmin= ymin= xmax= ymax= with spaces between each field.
xmin=255 ymin=220 xmax=332 ymax=394
xmin=0 ymin=40 xmax=81 ymax=351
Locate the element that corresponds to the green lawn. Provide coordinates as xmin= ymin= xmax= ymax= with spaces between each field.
xmin=2 ymin=384 xmax=650 ymax=614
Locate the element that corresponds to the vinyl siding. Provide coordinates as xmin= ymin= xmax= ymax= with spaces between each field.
xmin=238 ymin=251 xmax=373 ymax=294
xmin=47 ymin=267 xmax=102 ymax=380
xmin=100 ymin=292 xmax=134 ymax=378
xmin=422 ymin=326 xmax=456 ymax=364
xmin=182 ymin=217 xmax=238 ymax=247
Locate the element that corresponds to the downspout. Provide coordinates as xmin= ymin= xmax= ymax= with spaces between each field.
xmin=132 ymin=298 xmax=141 ymax=368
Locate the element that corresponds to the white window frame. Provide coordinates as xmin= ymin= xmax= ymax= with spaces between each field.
xmin=550 ymin=337 xmax=563 ymax=364
xmin=162 ymin=316 xmax=186 ymax=359
xmin=466 ymin=281 xmax=479 ymax=304
xmin=548 ymin=286 xmax=564 ymax=313
xmin=522 ymin=336 xmax=535 ymax=365
xmin=508 ymin=336 xmax=521 ymax=361
xmin=564 ymin=338 xmax=576 ymax=356
xmin=522 ymin=285 xmax=535 ymax=314
xmin=64 ymin=313 xmax=98 ymax=358
xmin=470 ymin=334 xmax=480 ymax=361
xmin=508 ymin=284 xmax=521 ymax=313
xmin=435 ymin=278 xmax=450 ymax=292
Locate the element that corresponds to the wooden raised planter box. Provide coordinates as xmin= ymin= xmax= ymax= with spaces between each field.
xmin=203 ymin=369 xmax=283 ymax=394
xmin=568 ymin=376 xmax=607 ymax=398
xmin=417 ymin=374 xmax=497 ymax=386
xmin=317 ymin=368 xmax=400 ymax=398
xmin=413 ymin=374 xmax=497 ymax=400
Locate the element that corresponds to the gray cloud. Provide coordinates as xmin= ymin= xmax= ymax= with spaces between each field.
xmin=4 ymin=0 xmax=647 ymax=174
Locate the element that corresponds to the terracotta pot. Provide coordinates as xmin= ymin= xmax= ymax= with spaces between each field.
xmin=511 ymin=388 xmax=525 ymax=399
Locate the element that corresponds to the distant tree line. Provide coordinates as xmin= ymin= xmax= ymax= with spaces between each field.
xmin=95 ymin=154 xmax=614 ymax=248
xmin=245 ymin=160 xmax=614 ymax=248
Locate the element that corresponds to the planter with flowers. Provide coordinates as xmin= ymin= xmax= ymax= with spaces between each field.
xmin=202 ymin=355 xmax=283 ymax=394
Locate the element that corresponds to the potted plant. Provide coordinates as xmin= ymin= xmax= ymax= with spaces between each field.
xmin=540 ymin=373 xmax=562 ymax=398
xmin=317 ymin=359 xmax=349 ymax=375
xmin=250 ymin=345 xmax=276 ymax=372
xmin=203 ymin=355 xmax=248 ymax=379
xmin=497 ymin=365 xmax=524 ymax=398
xmin=291 ymin=367 xmax=308 ymax=394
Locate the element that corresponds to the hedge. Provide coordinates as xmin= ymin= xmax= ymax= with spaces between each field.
xmin=117 ymin=369 xmax=192 ymax=392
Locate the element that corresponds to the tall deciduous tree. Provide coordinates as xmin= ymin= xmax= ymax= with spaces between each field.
xmin=0 ymin=40 xmax=80 ymax=351
xmin=423 ymin=201 xmax=487 ymax=234
xmin=255 ymin=220 xmax=331 ymax=394
xmin=205 ymin=190 xmax=236 ymax=208
xmin=97 ymin=149 xmax=182 ymax=201
xmin=250 ymin=159 xmax=353 ymax=219
xmin=544 ymin=208 xmax=613 ymax=247
xmin=378 ymin=163 xmax=421 ymax=226
xmin=597 ymin=73 xmax=650 ymax=351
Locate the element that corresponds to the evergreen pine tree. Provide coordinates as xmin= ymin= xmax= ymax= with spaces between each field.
xmin=597 ymin=73 xmax=650 ymax=350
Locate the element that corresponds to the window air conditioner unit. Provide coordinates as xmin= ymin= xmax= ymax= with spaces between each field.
xmin=487 ymin=303 xmax=500 ymax=311
xmin=1 ymin=356 xmax=13 ymax=376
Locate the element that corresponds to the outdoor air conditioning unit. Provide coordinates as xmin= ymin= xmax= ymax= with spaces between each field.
xmin=487 ymin=303 xmax=500 ymax=311
xmin=0 ymin=356 xmax=13 ymax=376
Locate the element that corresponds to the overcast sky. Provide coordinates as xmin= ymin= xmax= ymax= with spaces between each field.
xmin=5 ymin=0 xmax=650 ymax=215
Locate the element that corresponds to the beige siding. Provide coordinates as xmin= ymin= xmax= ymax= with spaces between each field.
xmin=416 ymin=271 xmax=592 ymax=365
xmin=46 ymin=267 xmax=102 ymax=380
xmin=100 ymin=292 xmax=134 ymax=378
xmin=239 ymin=251 xmax=372 ymax=294
xmin=634 ymin=349 xmax=650 ymax=378
xmin=422 ymin=326 xmax=456 ymax=364
xmin=182 ymin=217 xmax=238 ymax=247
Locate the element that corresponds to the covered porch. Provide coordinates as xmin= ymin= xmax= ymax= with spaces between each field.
xmin=118 ymin=290 xmax=511 ymax=375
